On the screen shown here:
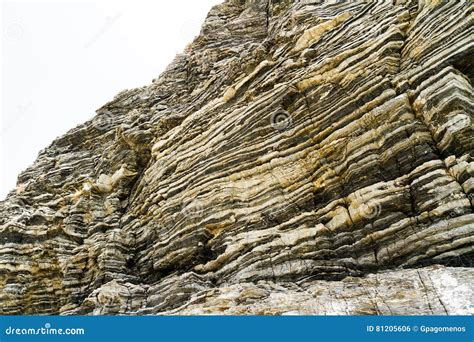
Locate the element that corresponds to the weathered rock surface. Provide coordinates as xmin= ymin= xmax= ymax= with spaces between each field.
xmin=0 ymin=0 xmax=473 ymax=315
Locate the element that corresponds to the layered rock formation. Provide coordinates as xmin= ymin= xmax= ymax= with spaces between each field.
xmin=0 ymin=0 xmax=473 ymax=315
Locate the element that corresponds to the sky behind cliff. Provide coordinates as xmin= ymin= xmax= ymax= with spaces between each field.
xmin=1 ymin=0 xmax=221 ymax=199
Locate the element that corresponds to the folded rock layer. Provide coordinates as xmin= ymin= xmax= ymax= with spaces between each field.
xmin=0 ymin=0 xmax=473 ymax=315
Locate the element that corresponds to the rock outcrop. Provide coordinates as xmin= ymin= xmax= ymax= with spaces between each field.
xmin=0 ymin=0 xmax=473 ymax=315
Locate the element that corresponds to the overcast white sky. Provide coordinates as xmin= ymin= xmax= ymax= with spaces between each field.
xmin=1 ymin=0 xmax=222 ymax=199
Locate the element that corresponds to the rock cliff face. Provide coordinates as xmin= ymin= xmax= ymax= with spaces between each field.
xmin=0 ymin=0 xmax=473 ymax=315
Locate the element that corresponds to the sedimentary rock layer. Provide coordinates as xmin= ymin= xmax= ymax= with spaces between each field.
xmin=0 ymin=0 xmax=473 ymax=315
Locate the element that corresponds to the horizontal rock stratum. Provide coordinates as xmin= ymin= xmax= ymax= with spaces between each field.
xmin=1 ymin=0 xmax=473 ymax=315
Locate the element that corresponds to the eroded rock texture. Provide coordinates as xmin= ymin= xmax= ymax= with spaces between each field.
xmin=1 ymin=0 xmax=473 ymax=315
